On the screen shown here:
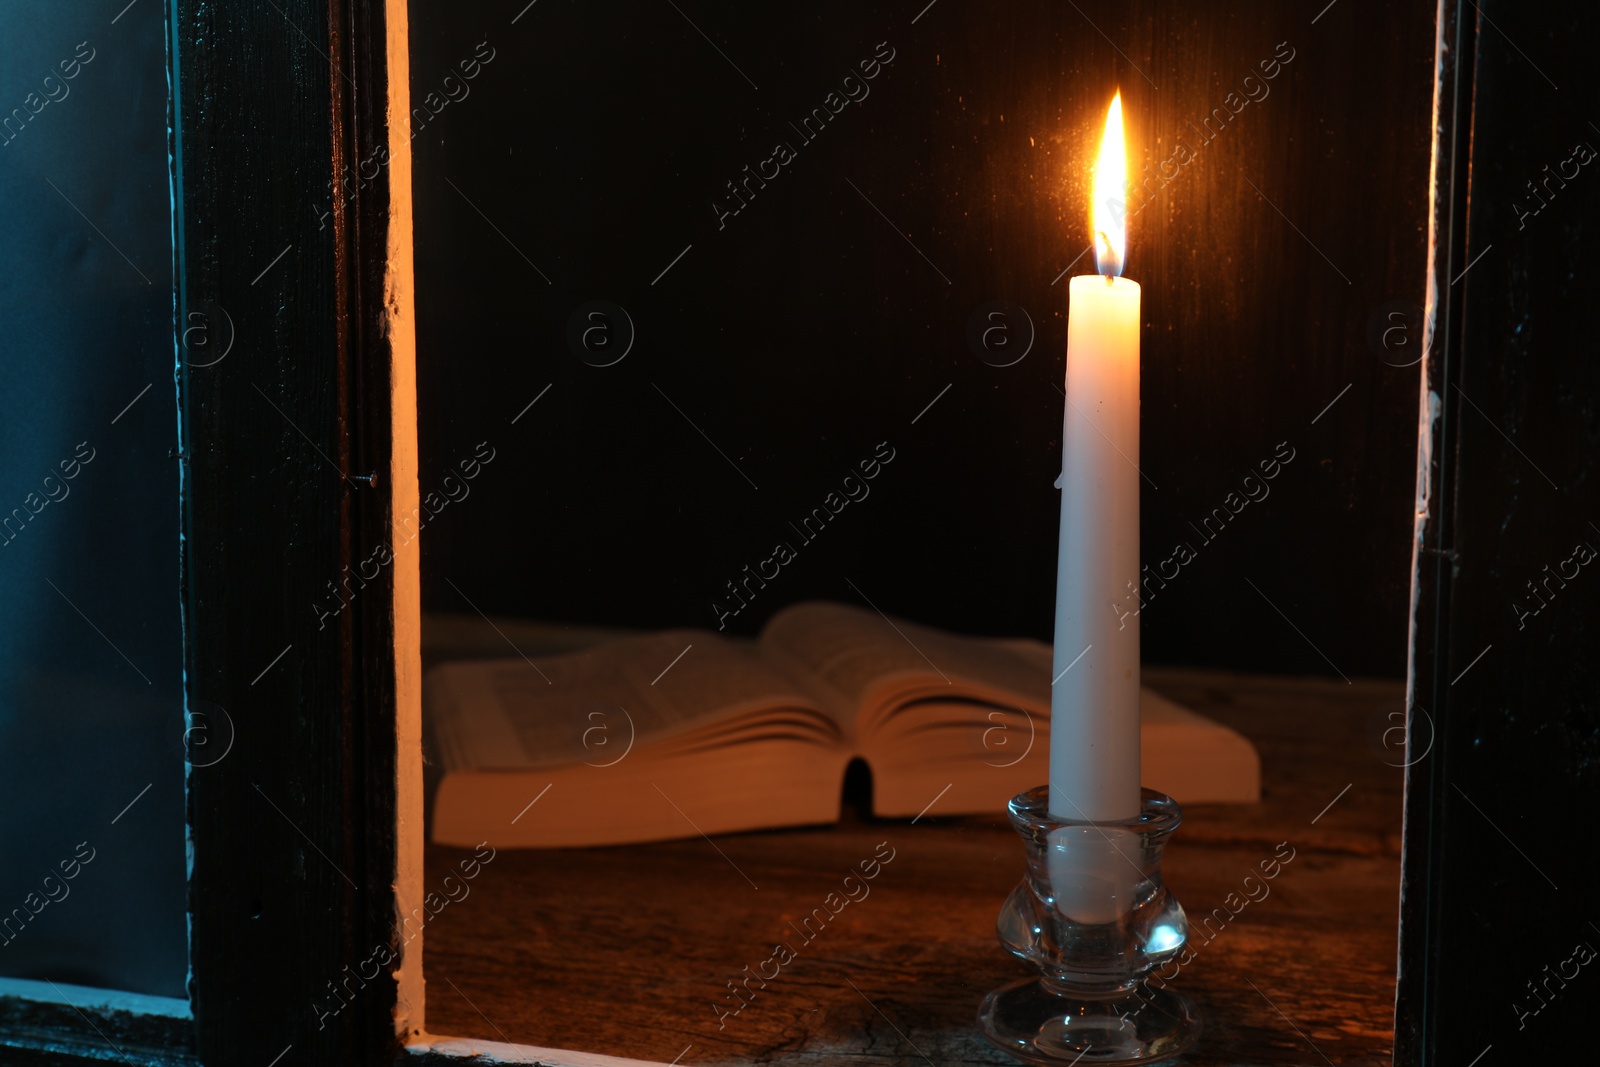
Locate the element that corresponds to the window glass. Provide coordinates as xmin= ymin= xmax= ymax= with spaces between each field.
xmin=0 ymin=2 xmax=185 ymax=998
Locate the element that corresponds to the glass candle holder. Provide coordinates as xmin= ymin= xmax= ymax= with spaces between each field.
xmin=977 ymin=786 xmax=1200 ymax=1065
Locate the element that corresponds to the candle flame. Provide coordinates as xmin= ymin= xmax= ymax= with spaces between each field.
xmin=1091 ymin=91 xmax=1128 ymax=277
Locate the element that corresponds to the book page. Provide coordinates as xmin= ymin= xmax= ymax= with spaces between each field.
xmin=753 ymin=641 xmax=861 ymax=739
xmin=427 ymin=629 xmax=834 ymax=771
xmin=760 ymin=601 xmax=1050 ymax=716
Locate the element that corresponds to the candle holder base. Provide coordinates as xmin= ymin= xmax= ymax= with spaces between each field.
xmin=978 ymin=976 xmax=1199 ymax=1066
xmin=976 ymin=786 xmax=1200 ymax=1066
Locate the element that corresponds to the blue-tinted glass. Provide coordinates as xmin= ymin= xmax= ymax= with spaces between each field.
xmin=0 ymin=3 xmax=185 ymax=998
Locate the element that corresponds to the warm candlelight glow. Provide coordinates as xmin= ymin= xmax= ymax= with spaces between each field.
xmin=1091 ymin=91 xmax=1128 ymax=277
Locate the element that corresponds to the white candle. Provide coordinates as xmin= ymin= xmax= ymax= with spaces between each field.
xmin=1049 ymin=92 xmax=1142 ymax=824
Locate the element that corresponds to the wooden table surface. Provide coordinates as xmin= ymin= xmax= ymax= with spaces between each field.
xmin=421 ymin=666 xmax=1405 ymax=1066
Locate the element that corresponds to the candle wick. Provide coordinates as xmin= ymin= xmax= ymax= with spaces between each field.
xmin=1095 ymin=230 xmax=1118 ymax=279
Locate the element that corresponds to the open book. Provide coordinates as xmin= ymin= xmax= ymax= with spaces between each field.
xmin=426 ymin=601 xmax=1259 ymax=848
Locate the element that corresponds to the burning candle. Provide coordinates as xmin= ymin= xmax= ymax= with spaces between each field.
xmin=1048 ymin=91 xmax=1142 ymax=824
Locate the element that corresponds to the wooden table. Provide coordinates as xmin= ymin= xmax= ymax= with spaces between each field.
xmin=421 ymin=666 xmax=1404 ymax=1066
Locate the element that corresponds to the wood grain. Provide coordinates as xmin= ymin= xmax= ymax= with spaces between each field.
xmin=423 ymin=668 xmax=1403 ymax=1066
xmin=174 ymin=1 xmax=407 ymax=1063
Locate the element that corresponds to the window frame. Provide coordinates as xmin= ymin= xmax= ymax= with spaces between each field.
xmin=1394 ymin=0 xmax=1594 ymax=1061
xmin=169 ymin=0 xmax=419 ymax=1061
xmin=0 ymin=0 xmax=413 ymax=1062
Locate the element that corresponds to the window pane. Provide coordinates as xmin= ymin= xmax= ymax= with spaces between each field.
xmin=0 ymin=3 xmax=185 ymax=998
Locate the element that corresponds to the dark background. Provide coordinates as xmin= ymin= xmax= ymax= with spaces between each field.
xmin=410 ymin=0 xmax=1435 ymax=680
